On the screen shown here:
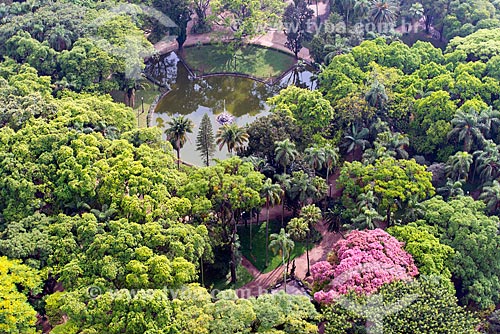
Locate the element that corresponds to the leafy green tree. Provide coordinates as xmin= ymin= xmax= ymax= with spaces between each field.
xmin=269 ymin=228 xmax=294 ymax=291
xmin=196 ymin=113 xmax=216 ymax=166
xmin=388 ymin=224 xmax=455 ymax=286
xmin=191 ymin=0 xmax=211 ymax=33
xmin=0 ymin=256 xmax=41 ymax=334
xmin=283 ymin=0 xmax=314 ymax=58
xmin=210 ymin=0 xmax=285 ymax=40
xmin=216 ymin=123 xmax=249 ymax=156
xmin=268 ymin=86 xmax=334 ymax=139
xmin=245 ymin=111 xmax=302 ymax=161
xmin=339 ymin=158 xmax=435 ymax=226
xmin=261 ymin=178 xmax=283 ymax=266
xmin=289 ymin=171 xmax=326 ymax=209
xmin=417 ymin=196 xmax=500 ymax=309
xmin=180 ymin=157 xmax=263 ymax=283
xmin=165 ymin=115 xmax=194 ymax=169
xmin=322 ymin=277 xmax=479 ymax=334
xmin=152 ymin=0 xmax=192 ymax=49
xmin=299 ymin=204 xmax=321 ymax=277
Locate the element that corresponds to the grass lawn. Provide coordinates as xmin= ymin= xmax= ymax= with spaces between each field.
xmin=238 ymin=220 xmax=315 ymax=274
xmin=211 ymin=264 xmax=254 ymax=291
xmin=110 ymin=80 xmax=160 ymax=128
xmin=181 ymin=44 xmax=296 ymax=79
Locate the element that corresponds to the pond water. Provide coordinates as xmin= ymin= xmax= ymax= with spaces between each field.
xmin=145 ymin=52 xmax=315 ymax=166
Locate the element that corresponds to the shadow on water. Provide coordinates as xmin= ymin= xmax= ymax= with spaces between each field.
xmin=144 ymin=52 xmax=315 ymax=166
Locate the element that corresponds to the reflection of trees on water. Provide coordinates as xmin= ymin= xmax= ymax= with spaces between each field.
xmin=148 ymin=52 xmax=316 ymax=118
xmin=144 ymin=53 xmax=179 ymax=87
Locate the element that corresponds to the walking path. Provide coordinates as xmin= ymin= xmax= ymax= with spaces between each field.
xmin=154 ymin=0 xmax=331 ymax=62
xmin=236 ymin=168 xmax=344 ymax=297
xmin=237 ymin=219 xmax=342 ymax=297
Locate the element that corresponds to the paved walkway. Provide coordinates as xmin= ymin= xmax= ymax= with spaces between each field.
xmin=154 ymin=0 xmax=331 ymax=62
xmin=237 ymin=219 xmax=342 ymax=297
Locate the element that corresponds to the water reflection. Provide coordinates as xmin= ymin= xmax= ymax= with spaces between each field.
xmin=144 ymin=52 xmax=315 ymax=165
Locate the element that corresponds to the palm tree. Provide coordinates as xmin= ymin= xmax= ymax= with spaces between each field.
xmin=399 ymin=194 xmax=424 ymax=223
xmin=261 ymin=178 xmax=283 ymax=267
xmin=290 ymin=171 xmax=318 ymax=207
xmin=304 ymin=146 xmax=326 ymax=176
xmin=299 ymin=204 xmax=322 ymax=277
xmin=448 ymin=110 xmax=487 ymax=152
xmin=216 ymin=123 xmax=248 ymax=156
xmin=275 ymin=139 xmax=298 ymax=174
xmin=480 ymin=180 xmax=500 ymax=214
xmin=376 ymin=131 xmax=410 ymax=159
xmin=165 ymin=116 xmax=194 ymax=170
xmin=286 ymin=216 xmax=308 ymax=277
xmin=269 ymin=228 xmax=295 ymax=291
xmin=323 ymin=144 xmax=339 ymax=194
xmin=478 ymin=107 xmax=500 ymax=139
xmin=365 ymin=79 xmax=389 ymax=110
xmin=406 ymin=3 xmax=424 ymax=29
xmin=445 ymin=151 xmax=473 ymax=182
xmin=351 ymin=207 xmax=384 ymax=230
xmin=370 ymin=0 xmax=397 ymax=29
xmin=354 ymin=0 xmax=372 ymax=19
xmin=474 ymin=140 xmax=500 ymax=185
xmin=287 ymin=217 xmax=308 ymax=241
xmin=437 ymin=178 xmax=464 ymax=199
xmin=275 ymin=173 xmax=292 ymax=226
xmin=343 ymin=124 xmax=370 ymax=160
xmin=356 ymin=190 xmax=379 ymax=211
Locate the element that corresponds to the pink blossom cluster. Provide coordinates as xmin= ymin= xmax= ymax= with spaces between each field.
xmin=312 ymin=229 xmax=418 ymax=304
xmin=311 ymin=261 xmax=334 ymax=284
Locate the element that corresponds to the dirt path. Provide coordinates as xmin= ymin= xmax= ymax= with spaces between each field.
xmin=237 ymin=219 xmax=342 ymax=297
xmin=153 ymin=0 xmax=331 ymax=61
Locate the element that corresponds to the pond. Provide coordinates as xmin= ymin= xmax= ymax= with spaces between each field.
xmin=145 ymin=52 xmax=315 ymax=166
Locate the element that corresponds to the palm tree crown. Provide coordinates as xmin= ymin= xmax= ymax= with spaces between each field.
xmin=275 ymin=139 xmax=298 ymax=174
xmin=165 ymin=115 xmax=194 ymax=169
xmin=448 ymin=109 xmax=487 ymax=152
xmin=216 ymin=123 xmax=249 ymax=155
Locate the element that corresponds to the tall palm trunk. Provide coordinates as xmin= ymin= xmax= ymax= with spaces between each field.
xmin=265 ymin=199 xmax=270 ymax=267
xmin=306 ymin=231 xmax=310 ymax=277
xmin=281 ymin=193 xmax=286 ymax=227
xmin=176 ymin=148 xmax=181 ymax=170
xmin=282 ymin=250 xmax=287 ymax=292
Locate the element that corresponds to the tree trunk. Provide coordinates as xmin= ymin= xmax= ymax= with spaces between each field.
xmin=265 ymin=200 xmax=270 ymax=267
xmin=249 ymin=218 xmax=252 ymax=251
xmin=283 ymin=252 xmax=287 ymax=292
xmin=281 ymin=194 xmax=285 ymax=227
xmin=230 ymin=219 xmax=237 ymax=283
xmin=306 ymin=233 xmax=310 ymax=277
xmin=177 ymin=149 xmax=181 ymax=170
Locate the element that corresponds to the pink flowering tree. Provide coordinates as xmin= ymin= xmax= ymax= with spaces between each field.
xmin=312 ymin=229 xmax=418 ymax=304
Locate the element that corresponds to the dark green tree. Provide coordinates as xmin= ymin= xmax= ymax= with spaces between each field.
xmin=196 ymin=113 xmax=216 ymax=166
